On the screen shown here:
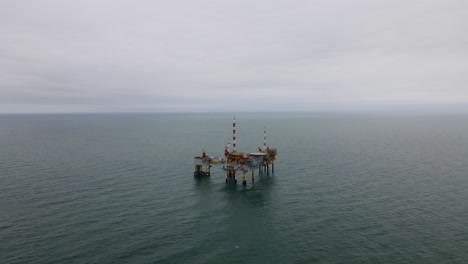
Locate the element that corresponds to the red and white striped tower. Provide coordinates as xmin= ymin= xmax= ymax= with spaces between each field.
xmin=264 ymin=126 xmax=267 ymax=150
xmin=232 ymin=116 xmax=236 ymax=151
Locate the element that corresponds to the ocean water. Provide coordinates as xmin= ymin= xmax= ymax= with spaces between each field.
xmin=0 ymin=113 xmax=467 ymax=263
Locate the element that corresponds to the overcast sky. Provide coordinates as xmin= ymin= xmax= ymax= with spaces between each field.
xmin=1 ymin=0 xmax=467 ymax=113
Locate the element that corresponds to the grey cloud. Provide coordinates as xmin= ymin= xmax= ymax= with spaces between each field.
xmin=0 ymin=0 xmax=467 ymax=113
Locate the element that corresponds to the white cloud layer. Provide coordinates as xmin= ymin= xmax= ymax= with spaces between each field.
xmin=1 ymin=0 xmax=467 ymax=113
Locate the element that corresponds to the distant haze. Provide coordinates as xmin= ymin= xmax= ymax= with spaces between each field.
xmin=1 ymin=0 xmax=467 ymax=113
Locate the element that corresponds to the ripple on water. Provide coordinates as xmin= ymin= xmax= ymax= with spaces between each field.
xmin=1 ymin=114 xmax=467 ymax=263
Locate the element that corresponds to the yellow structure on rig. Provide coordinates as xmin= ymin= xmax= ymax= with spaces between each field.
xmin=194 ymin=117 xmax=278 ymax=185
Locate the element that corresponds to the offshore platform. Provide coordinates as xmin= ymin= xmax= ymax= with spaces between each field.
xmin=193 ymin=117 xmax=277 ymax=185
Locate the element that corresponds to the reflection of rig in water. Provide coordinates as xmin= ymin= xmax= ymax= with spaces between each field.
xmin=194 ymin=116 xmax=277 ymax=185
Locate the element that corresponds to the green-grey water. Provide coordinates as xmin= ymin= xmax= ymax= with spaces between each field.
xmin=0 ymin=113 xmax=467 ymax=263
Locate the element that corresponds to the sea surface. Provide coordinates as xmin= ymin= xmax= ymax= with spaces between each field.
xmin=0 ymin=113 xmax=467 ymax=263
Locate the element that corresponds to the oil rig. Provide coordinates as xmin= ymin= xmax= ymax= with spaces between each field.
xmin=194 ymin=116 xmax=277 ymax=185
